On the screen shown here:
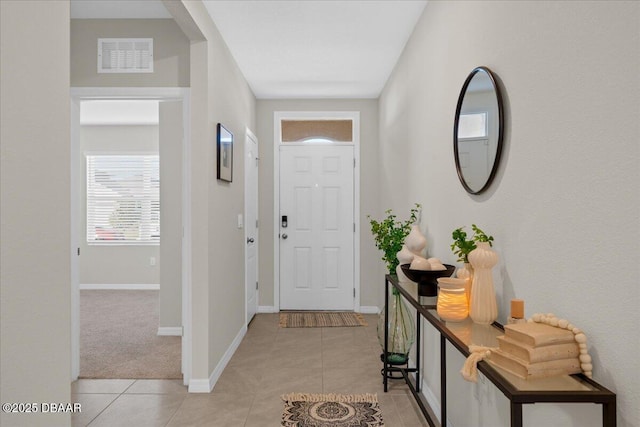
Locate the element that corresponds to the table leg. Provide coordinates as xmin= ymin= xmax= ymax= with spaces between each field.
xmin=383 ymin=277 xmax=389 ymax=392
xmin=510 ymin=402 xmax=523 ymax=427
xmin=415 ymin=308 xmax=421 ymax=393
xmin=441 ymin=334 xmax=447 ymax=426
xmin=603 ymin=400 xmax=616 ymax=427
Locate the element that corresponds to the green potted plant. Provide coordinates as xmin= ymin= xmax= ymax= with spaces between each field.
xmin=369 ymin=203 xmax=420 ymax=367
xmin=450 ymin=224 xmax=493 ymax=263
xmin=450 ymin=224 xmax=493 ymax=306
xmin=368 ymin=203 xmax=421 ymax=274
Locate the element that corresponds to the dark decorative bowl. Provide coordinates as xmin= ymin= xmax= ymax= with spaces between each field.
xmin=400 ymin=263 xmax=456 ymax=296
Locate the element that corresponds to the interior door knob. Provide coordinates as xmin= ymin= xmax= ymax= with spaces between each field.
xmin=282 ymin=233 xmax=288 ymax=240
xmin=247 ymin=237 xmax=255 ymax=244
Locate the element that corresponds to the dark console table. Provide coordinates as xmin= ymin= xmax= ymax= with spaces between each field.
xmin=383 ymin=274 xmax=616 ymax=427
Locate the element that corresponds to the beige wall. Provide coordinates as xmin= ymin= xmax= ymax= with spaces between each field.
xmin=79 ymin=125 xmax=161 ymax=285
xmin=179 ymin=1 xmax=257 ymax=382
xmin=71 ymin=19 xmax=190 ymax=87
xmin=255 ymin=99 xmax=380 ymax=310
xmin=378 ymin=1 xmax=639 ymax=426
xmin=1 ymin=1 xmax=71 ymax=426
xmin=185 ymin=38 xmax=211 ymax=384
xmin=159 ymin=101 xmax=183 ymax=329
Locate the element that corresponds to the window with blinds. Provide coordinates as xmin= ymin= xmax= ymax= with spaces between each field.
xmin=86 ymin=155 xmax=160 ymax=245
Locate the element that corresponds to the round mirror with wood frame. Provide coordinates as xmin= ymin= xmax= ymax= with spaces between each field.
xmin=453 ymin=66 xmax=504 ymax=194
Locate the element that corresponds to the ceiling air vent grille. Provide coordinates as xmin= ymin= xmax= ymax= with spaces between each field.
xmin=98 ymin=38 xmax=153 ymax=73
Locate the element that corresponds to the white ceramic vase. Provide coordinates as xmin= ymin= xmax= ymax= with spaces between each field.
xmin=396 ymin=245 xmax=415 ymax=283
xmin=405 ymin=224 xmax=427 ymax=255
xmin=456 ymin=263 xmax=474 ymax=309
xmin=468 ymin=242 xmax=498 ymax=324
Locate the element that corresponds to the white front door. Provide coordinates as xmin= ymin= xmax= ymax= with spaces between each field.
xmin=245 ymin=130 xmax=259 ymax=324
xmin=279 ymin=145 xmax=354 ymax=310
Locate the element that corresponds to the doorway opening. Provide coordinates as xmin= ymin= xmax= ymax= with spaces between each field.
xmin=273 ymin=111 xmax=361 ymax=312
xmin=71 ymin=88 xmax=191 ymax=385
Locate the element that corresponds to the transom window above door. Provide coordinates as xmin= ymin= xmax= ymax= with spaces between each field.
xmin=281 ymin=119 xmax=353 ymax=143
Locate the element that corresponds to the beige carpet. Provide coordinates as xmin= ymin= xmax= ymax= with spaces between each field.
xmin=279 ymin=312 xmax=367 ymax=328
xmin=281 ymin=393 xmax=384 ymax=426
xmin=80 ymin=290 xmax=182 ymax=379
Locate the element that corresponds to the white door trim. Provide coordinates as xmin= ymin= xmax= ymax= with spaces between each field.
xmin=273 ymin=111 xmax=361 ymax=312
xmin=70 ymin=97 xmax=80 ymax=380
xmin=70 ymin=87 xmax=192 ymax=385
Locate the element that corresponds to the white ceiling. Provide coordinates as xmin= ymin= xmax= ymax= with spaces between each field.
xmin=71 ymin=0 xmax=428 ymax=99
xmin=202 ymin=1 xmax=427 ymax=99
xmin=71 ymin=0 xmax=172 ymax=19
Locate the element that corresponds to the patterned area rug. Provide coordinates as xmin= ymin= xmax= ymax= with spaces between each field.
xmin=279 ymin=312 xmax=367 ymax=328
xmin=281 ymin=393 xmax=384 ymax=427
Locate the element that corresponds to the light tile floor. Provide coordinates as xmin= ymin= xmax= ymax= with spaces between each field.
xmin=72 ymin=313 xmax=428 ymax=426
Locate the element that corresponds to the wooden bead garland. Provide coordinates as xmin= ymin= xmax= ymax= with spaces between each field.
xmin=529 ymin=313 xmax=593 ymax=378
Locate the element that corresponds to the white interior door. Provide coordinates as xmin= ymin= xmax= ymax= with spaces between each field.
xmin=245 ymin=130 xmax=259 ymax=324
xmin=279 ymin=145 xmax=354 ymax=310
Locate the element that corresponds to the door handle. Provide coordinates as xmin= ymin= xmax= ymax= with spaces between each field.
xmin=247 ymin=237 xmax=255 ymax=244
xmin=281 ymin=233 xmax=288 ymax=240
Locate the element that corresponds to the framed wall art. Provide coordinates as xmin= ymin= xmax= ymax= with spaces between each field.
xmin=216 ymin=123 xmax=233 ymax=182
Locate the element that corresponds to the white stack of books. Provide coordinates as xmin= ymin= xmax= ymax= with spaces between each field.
xmin=489 ymin=322 xmax=581 ymax=380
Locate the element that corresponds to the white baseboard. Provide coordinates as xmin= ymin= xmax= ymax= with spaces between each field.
xmin=258 ymin=306 xmax=379 ymax=314
xmin=188 ymin=323 xmax=247 ymax=393
xmin=187 ymin=378 xmax=211 ymax=394
xmin=420 ymin=378 xmax=443 ymax=424
xmin=157 ymin=327 xmax=183 ymax=336
xmin=416 ymin=369 xmax=455 ymax=427
xmin=80 ymin=283 xmax=160 ymax=290
xmin=359 ymin=306 xmax=380 ymax=314
xmin=404 ymin=356 xmax=447 ymax=427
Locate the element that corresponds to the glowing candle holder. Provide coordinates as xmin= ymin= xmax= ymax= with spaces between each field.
xmin=508 ymin=298 xmax=526 ymax=324
xmin=437 ymin=278 xmax=469 ymax=322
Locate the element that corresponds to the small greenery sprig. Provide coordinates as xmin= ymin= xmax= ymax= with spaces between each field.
xmin=451 ymin=227 xmax=475 ymax=263
xmin=450 ymin=224 xmax=494 ymax=263
xmin=368 ymin=203 xmax=421 ymax=273
xmin=471 ymin=224 xmax=494 ymax=245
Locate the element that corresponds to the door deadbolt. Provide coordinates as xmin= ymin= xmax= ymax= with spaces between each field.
xmin=281 ymin=233 xmax=288 ymax=240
